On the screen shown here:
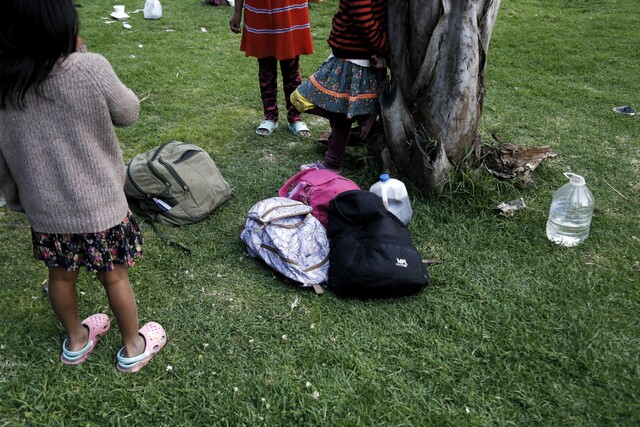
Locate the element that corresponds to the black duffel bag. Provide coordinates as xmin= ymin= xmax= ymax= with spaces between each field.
xmin=327 ymin=190 xmax=430 ymax=298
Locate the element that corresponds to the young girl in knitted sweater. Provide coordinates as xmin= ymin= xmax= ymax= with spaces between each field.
xmin=0 ymin=0 xmax=166 ymax=373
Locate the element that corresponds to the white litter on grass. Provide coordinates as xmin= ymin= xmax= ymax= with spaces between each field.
xmin=200 ymin=27 xmax=208 ymax=33
xmin=613 ymin=106 xmax=636 ymax=116
xmin=465 ymin=407 xmax=471 ymax=414
xmin=166 ymin=29 xmax=175 ymax=32
xmin=312 ymin=391 xmax=320 ymax=399
xmin=305 ymin=381 xmax=312 ymax=388
xmin=281 ymin=334 xmax=288 ymax=340
xmin=290 ymin=296 xmax=300 ymax=310
xmin=128 ymin=54 xmax=136 ymax=59
xmin=138 ymin=44 xmax=144 ymax=48
xmin=123 ymin=23 xmax=132 ymax=29
xmin=104 ymin=20 xmax=117 ymax=24
xmin=166 ymin=365 xmax=173 ymax=372
xmin=130 ymin=9 xmax=143 ymax=13
xmin=233 ymin=387 xmax=239 ymax=393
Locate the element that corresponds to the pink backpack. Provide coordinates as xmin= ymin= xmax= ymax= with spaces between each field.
xmin=279 ymin=169 xmax=360 ymax=227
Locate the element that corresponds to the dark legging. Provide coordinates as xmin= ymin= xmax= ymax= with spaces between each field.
xmin=304 ymin=107 xmax=377 ymax=169
xmin=257 ymin=56 xmax=302 ymax=124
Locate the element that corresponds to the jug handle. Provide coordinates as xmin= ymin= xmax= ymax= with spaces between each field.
xmin=380 ymin=185 xmax=389 ymax=210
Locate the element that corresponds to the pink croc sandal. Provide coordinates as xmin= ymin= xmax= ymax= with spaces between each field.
xmin=116 ymin=322 xmax=167 ymax=373
xmin=61 ymin=313 xmax=111 ymax=365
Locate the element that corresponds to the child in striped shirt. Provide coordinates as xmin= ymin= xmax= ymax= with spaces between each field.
xmin=291 ymin=0 xmax=389 ymax=172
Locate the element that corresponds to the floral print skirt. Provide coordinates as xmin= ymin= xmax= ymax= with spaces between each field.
xmin=32 ymin=212 xmax=143 ymax=272
xmin=296 ymin=56 xmax=386 ymax=119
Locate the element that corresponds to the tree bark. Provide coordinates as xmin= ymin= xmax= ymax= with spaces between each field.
xmin=380 ymin=0 xmax=501 ymax=193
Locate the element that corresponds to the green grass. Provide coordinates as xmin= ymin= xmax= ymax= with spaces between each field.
xmin=1 ymin=0 xmax=639 ymax=425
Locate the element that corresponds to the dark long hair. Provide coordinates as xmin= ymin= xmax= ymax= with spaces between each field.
xmin=0 ymin=0 xmax=79 ymax=108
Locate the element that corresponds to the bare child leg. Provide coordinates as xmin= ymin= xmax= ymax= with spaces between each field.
xmin=96 ymin=264 xmax=145 ymax=358
xmin=48 ymin=268 xmax=86 ymax=351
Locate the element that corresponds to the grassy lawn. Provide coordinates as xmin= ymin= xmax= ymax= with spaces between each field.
xmin=1 ymin=0 xmax=638 ymax=425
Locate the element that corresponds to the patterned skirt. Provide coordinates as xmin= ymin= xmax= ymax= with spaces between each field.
xmin=295 ymin=57 xmax=386 ymax=119
xmin=32 ymin=212 xmax=143 ymax=273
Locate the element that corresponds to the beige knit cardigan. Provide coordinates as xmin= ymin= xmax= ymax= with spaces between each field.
xmin=0 ymin=52 xmax=139 ymax=234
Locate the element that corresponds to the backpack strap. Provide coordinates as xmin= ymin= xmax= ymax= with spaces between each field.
xmin=278 ymin=169 xmax=313 ymax=197
xmin=256 ymin=202 xmax=311 ymax=224
xmin=258 ymin=220 xmax=305 ymax=231
xmin=302 ymin=253 xmax=329 ymax=272
xmin=150 ymin=140 xmax=181 ymax=161
xmin=138 ymin=214 xmax=191 ymax=254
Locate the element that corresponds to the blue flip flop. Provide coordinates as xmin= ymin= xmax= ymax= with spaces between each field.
xmin=288 ymin=121 xmax=310 ymax=137
xmin=256 ymin=120 xmax=278 ymax=136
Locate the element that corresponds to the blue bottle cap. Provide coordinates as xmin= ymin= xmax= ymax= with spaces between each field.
xmin=380 ymin=173 xmax=390 ymax=182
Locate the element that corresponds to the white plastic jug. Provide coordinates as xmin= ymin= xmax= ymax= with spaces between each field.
xmin=369 ymin=173 xmax=413 ymax=224
xmin=546 ymin=172 xmax=595 ymax=247
xmin=144 ymin=0 xmax=162 ymax=19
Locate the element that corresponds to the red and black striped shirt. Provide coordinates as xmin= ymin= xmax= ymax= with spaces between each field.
xmin=328 ymin=0 xmax=389 ymax=60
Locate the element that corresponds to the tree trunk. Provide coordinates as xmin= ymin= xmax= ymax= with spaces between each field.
xmin=380 ymin=0 xmax=501 ymax=193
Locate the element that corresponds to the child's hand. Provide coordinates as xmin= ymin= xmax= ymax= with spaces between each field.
xmin=371 ymin=55 xmax=387 ymax=69
xmin=229 ymin=12 xmax=242 ymax=33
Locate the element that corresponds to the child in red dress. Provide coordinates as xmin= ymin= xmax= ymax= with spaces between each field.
xmin=230 ymin=0 xmax=314 ymax=137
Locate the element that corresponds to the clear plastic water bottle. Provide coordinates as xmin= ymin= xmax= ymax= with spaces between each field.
xmin=546 ymin=173 xmax=595 ymax=247
xmin=369 ymin=173 xmax=413 ymax=224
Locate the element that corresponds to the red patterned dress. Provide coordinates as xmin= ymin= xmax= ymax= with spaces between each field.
xmin=240 ymin=0 xmax=314 ymax=60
